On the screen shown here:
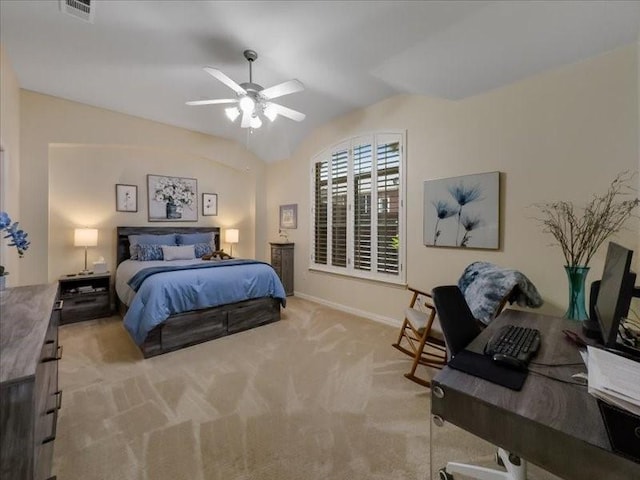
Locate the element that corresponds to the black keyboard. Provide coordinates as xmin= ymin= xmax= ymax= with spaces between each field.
xmin=484 ymin=325 xmax=541 ymax=365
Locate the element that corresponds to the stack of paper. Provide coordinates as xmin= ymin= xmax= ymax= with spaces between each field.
xmin=587 ymin=346 xmax=640 ymax=416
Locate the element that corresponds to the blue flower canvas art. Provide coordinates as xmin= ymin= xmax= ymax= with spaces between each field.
xmin=423 ymin=172 xmax=500 ymax=249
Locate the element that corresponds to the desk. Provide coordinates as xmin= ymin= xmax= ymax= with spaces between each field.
xmin=431 ymin=309 xmax=640 ymax=480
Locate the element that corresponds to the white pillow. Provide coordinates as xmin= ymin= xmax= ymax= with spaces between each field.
xmin=162 ymin=245 xmax=195 ymax=261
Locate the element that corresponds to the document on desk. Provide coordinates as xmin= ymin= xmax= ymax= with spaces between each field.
xmin=587 ymin=346 xmax=640 ymax=416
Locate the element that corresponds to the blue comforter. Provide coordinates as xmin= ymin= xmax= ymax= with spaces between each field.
xmin=123 ymin=260 xmax=287 ymax=345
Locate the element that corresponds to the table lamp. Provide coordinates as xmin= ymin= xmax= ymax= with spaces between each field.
xmin=225 ymin=228 xmax=239 ymax=257
xmin=74 ymin=228 xmax=98 ymax=274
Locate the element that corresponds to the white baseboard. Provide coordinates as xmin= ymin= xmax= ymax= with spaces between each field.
xmin=293 ymin=291 xmax=401 ymax=328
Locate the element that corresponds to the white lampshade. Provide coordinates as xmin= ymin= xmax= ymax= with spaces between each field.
xmin=225 ymin=106 xmax=240 ymax=122
xmin=264 ymin=103 xmax=278 ymax=122
xmin=74 ymin=228 xmax=98 ymax=247
xmin=225 ymin=229 xmax=239 ymax=244
xmin=250 ymin=115 xmax=262 ymax=129
xmin=239 ymin=96 xmax=254 ymax=113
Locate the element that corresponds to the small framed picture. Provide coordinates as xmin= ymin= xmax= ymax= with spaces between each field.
xmin=115 ymin=184 xmax=138 ymax=212
xmin=279 ymin=204 xmax=298 ymax=229
xmin=202 ymin=193 xmax=218 ymax=216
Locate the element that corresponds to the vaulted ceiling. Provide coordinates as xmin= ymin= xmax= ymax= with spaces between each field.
xmin=1 ymin=1 xmax=639 ymax=162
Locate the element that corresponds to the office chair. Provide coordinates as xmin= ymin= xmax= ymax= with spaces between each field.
xmin=432 ymin=285 xmax=527 ymax=480
xmin=392 ymin=286 xmax=447 ymax=387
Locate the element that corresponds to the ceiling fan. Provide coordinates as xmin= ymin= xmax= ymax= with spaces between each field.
xmin=186 ymin=49 xmax=306 ymax=129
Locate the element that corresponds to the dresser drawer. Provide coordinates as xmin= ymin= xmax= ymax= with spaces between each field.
xmin=35 ymin=347 xmax=61 ymax=447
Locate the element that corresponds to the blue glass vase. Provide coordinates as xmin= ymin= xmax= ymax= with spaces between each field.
xmin=563 ymin=266 xmax=589 ymax=321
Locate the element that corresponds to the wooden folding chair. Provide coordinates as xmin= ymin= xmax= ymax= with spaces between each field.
xmin=392 ymin=286 xmax=447 ymax=387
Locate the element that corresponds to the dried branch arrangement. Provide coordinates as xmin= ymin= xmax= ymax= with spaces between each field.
xmin=534 ymin=171 xmax=639 ymax=267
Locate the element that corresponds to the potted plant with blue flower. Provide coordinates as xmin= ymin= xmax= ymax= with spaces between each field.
xmin=0 ymin=211 xmax=30 ymax=290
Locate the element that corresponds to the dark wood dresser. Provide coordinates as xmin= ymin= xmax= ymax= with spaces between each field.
xmin=0 ymin=284 xmax=62 ymax=480
xmin=270 ymin=242 xmax=294 ymax=296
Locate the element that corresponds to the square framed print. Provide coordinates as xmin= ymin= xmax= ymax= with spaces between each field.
xmin=147 ymin=174 xmax=198 ymax=222
xmin=423 ymin=171 xmax=500 ymax=249
xmin=115 ymin=184 xmax=138 ymax=212
xmin=202 ymin=193 xmax=218 ymax=216
xmin=279 ymin=204 xmax=298 ymax=229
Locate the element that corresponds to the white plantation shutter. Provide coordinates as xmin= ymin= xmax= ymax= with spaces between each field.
xmin=376 ymin=138 xmax=400 ymax=275
xmin=313 ymin=160 xmax=329 ymax=265
xmin=311 ymin=132 xmax=405 ymax=284
xmin=353 ymin=142 xmax=372 ymax=272
xmin=331 ymin=148 xmax=348 ymax=267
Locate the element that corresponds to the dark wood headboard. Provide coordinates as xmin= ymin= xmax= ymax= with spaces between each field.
xmin=116 ymin=226 xmax=221 ymax=266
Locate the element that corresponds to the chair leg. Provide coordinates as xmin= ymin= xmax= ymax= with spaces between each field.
xmin=444 ymin=449 xmax=526 ymax=480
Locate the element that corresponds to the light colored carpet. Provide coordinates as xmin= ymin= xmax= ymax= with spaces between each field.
xmin=53 ymin=297 xmax=560 ymax=480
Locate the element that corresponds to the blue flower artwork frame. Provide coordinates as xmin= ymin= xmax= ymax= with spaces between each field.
xmin=423 ymin=171 xmax=500 ymax=249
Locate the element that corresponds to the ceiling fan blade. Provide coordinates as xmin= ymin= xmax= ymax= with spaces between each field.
xmin=185 ymin=99 xmax=238 ymax=106
xmin=261 ymin=79 xmax=304 ymax=100
xmin=203 ymin=67 xmax=247 ymax=95
xmin=240 ymin=109 xmax=251 ymax=128
xmin=271 ymin=103 xmax=306 ymax=122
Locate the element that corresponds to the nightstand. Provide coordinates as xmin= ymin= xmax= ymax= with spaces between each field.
xmin=270 ymin=242 xmax=294 ymax=296
xmin=58 ymin=272 xmax=112 ymax=324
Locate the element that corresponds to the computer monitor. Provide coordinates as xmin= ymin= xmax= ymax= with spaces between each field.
xmin=594 ymin=242 xmax=636 ymax=350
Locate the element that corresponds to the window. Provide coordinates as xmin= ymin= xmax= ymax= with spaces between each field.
xmin=311 ymin=132 xmax=405 ymax=284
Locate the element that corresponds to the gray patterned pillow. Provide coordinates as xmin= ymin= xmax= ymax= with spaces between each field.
xmin=137 ymin=244 xmax=164 ymax=261
xmin=194 ymin=242 xmax=213 ymax=257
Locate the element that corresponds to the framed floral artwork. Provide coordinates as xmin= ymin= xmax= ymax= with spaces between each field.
xmin=423 ymin=171 xmax=500 ymax=249
xmin=115 ymin=184 xmax=137 ymax=212
xmin=147 ymin=174 xmax=198 ymax=222
xmin=202 ymin=193 xmax=218 ymax=216
xmin=279 ymin=204 xmax=298 ymax=229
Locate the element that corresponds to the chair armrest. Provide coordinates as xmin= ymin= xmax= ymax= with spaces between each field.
xmin=407 ymin=286 xmax=433 ymax=298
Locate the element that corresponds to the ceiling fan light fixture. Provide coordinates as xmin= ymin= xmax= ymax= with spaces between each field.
xmin=264 ymin=103 xmax=278 ymax=122
xmin=239 ymin=96 xmax=255 ymax=113
xmin=225 ymin=106 xmax=240 ymax=122
xmin=188 ymin=49 xmax=305 ymax=129
xmin=250 ymin=115 xmax=262 ymax=129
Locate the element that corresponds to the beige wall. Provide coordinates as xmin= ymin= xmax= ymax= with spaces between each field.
xmin=48 ymin=145 xmax=256 ymax=280
xmin=0 ymin=45 xmax=22 ymax=285
xmin=267 ymin=44 xmax=639 ymax=324
xmin=20 ymin=91 xmax=268 ymax=284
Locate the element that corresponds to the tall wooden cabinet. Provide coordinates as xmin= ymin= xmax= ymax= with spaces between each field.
xmin=0 ymin=284 xmax=62 ymax=480
xmin=270 ymin=242 xmax=294 ymax=296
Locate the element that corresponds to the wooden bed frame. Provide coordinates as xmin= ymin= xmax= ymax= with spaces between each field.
xmin=116 ymin=226 xmax=281 ymax=358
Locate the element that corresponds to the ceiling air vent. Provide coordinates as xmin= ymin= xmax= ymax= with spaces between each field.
xmin=59 ymin=0 xmax=95 ymax=23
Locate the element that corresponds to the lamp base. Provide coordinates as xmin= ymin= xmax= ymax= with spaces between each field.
xmin=79 ymin=270 xmax=94 ymax=276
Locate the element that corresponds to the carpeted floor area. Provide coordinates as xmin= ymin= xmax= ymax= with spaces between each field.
xmin=53 ymin=297 xmax=560 ymax=480
xmin=54 ymin=297 xmax=434 ymax=480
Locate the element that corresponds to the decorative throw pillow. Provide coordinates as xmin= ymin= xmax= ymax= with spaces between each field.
xmin=129 ymin=234 xmax=177 ymax=260
xmin=137 ymin=244 xmax=164 ymax=261
xmin=194 ymin=242 xmax=213 ymax=258
xmin=176 ymin=232 xmax=213 ymax=245
xmin=162 ymin=244 xmax=196 ymax=261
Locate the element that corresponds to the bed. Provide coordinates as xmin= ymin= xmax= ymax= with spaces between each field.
xmin=116 ymin=226 xmax=285 ymax=358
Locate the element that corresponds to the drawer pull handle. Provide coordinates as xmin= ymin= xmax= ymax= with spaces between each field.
xmin=54 ymin=300 xmax=64 ymax=311
xmin=41 ymin=408 xmax=58 ymax=444
xmin=75 ymin=298 xmax=97 ymax=304
xmin=46 ymin=390 xmax=63 ymax=414
xmin=43 ymin=345 xmax=63 ymax=363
